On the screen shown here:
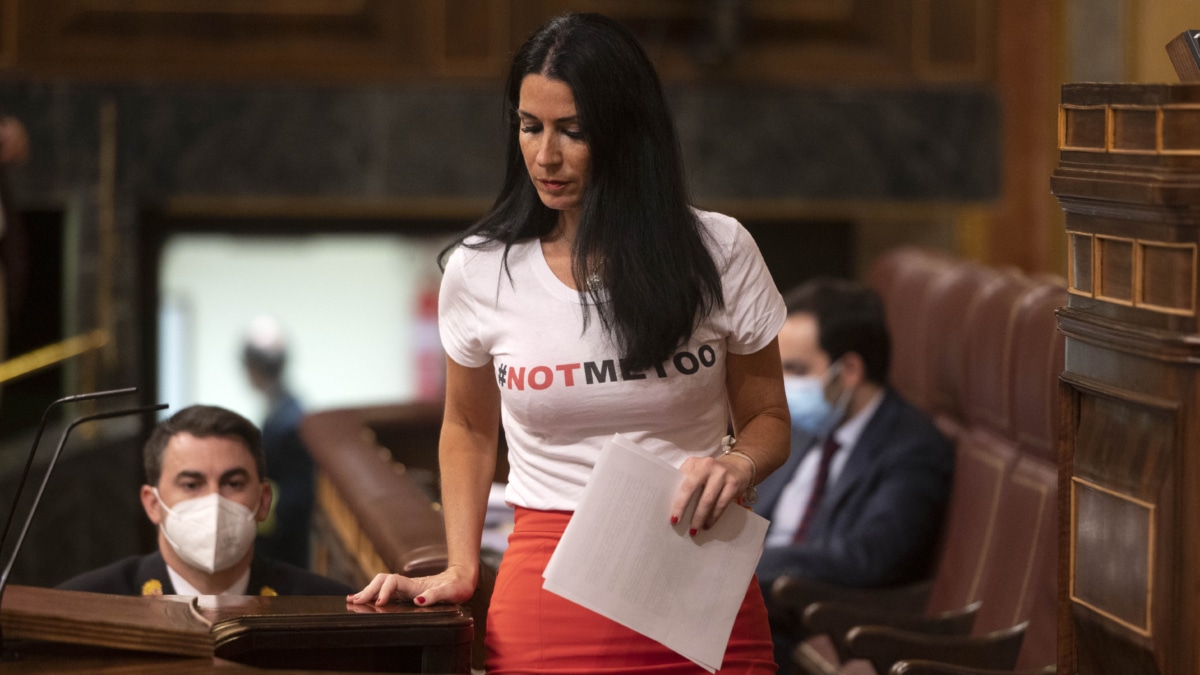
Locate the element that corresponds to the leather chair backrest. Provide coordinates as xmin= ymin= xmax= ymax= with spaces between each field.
xmin=867 ymin=249 xmax=953 ymax=414
xmin=1010 ymin=282 xmax=1068 ymax=464
xmin=962 ymin=271 xmax=1041 ymax=440
xmin=1012 ymin=465 xmax=1059 ymax=669
xmin=923 ymin=433 xmax=1018 ymax=614
xmin=969 ymin=453 xmax=1058 ymax=638
xmin=924 ymin=263 xmax=1004 ymax=427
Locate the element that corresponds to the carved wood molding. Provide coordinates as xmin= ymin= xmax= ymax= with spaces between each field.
xmin=1057 ymin=307 xmax=1200 ymax=364
xmin=16 ymin=0 xmax=425 ymax=80
xmin=6 ymin=0 xmax=994 ymax=83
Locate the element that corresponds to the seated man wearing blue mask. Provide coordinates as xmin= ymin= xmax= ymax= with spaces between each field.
xmin=755 ymin=278 xmax=953 ymax=593
xmin=59 ymin=405 xmax=352 ymax=597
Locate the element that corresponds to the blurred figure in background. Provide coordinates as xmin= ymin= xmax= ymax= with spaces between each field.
xmin=243 ymin=316 xmax=315 ymax=569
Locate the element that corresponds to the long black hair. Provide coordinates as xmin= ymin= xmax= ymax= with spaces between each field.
xmin=444 ymin=12 xmax=724 ymax=372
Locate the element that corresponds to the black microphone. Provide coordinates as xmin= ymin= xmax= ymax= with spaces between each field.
xmin=0 ymin=396 xmax=168 ymax=655
xmin=0 ymin=387 xmax=138 ymax=555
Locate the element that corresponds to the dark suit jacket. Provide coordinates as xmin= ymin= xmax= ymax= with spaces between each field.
xmin=57 ymin=550 xmax=354 ymax=597
xmin=754 ymin=388 xmax=953 ymax=589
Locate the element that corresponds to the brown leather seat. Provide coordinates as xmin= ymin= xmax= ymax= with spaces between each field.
xmin=961 ymin=272 xmax=1041 ymax=440
xmin=1010 ymin=283 xmax=1067 ymax=464
xmin=856 ymin=279 xmax=1067 ymax=675
xmin=787 ymin=261 xmax=1066 ymax=675
xmin=923 ymin=263 xmax=1004 ymax=440
xmin=789 ymin=433 xmax=1019 ymax=675
xmin=1000 ymin=280 xmax=1066 ymax=669
xmin=866 ymin=249 xmax=954 ymax=414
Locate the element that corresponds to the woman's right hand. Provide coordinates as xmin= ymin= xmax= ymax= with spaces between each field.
xmin=346 ymin=563 xmax=477 ymax=607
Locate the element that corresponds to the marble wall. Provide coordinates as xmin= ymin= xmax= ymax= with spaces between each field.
xmin=4 ymin=81 xmax=998 ymax=200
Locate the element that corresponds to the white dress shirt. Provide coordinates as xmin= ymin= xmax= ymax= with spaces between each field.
xmin=167 ymin=562 xmax=251 ymax=596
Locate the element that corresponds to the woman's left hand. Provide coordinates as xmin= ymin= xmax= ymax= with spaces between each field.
xmin=670 ymin=454 xmax=752 ymax=535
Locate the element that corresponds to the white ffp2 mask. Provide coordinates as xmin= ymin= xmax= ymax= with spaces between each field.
xmin=154 ymin=489 xmax=258 ymax=574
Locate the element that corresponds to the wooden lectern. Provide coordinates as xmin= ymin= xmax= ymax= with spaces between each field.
xmin=1053 ymin=83 xmax=1200 ymax=674
xmin=0 ymin=585 xmax=472 ymax=673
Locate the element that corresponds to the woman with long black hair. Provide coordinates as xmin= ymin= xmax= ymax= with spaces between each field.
xmin=351 ymin=12 xmax=789 ymax=673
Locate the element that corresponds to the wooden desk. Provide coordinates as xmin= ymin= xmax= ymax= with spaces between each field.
xmin=3 ymin=641 xmax=356 ymax=674
xmin=1 ymin=585 xmax=472 ymax=673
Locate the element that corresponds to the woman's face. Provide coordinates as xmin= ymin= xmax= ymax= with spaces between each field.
xmin=517 ymin=74 xmax=591 ymax=221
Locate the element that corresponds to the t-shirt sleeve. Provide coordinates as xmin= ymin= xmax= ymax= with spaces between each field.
xmin=438 ymin=246 xmax=491 ymax=368
xmin=721 ymin=223 xmax=787 ymax=354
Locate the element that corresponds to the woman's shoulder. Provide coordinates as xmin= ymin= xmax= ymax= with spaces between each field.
xmin=446 ymin=235 xmax=525 ymax=268
xmin=691 ymin=207 xmax=741 ymax=234
xmin=443 ymin=236 xmax=541 ymax=293
xmin=690 ymin=207 xmax=752 ymax=265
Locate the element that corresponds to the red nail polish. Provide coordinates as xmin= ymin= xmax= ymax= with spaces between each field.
xmin=689 ymin=528 xmax=697 ymax=536
xmin=416 ymin=596 xmax=426 ymax=605
xmin=670 ymin=515 xmax=679 ymax=524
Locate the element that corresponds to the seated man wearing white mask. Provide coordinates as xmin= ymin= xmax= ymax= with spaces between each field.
xmin=59 ymin=405 xmax=352 ymax=597
xmin=754 ymin=278 xmax=953 ymax=592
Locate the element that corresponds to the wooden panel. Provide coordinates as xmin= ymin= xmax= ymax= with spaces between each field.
xmin=1065 ymin=231 xmax=1196 ymax=318
xmin=7 ymin=0 xmax=994 ymax=83
xmin=1139 ymin=241 xmax=1196 ymax=315
xmin=1060 ymin=106 xmax=1108 ymax=151
xmin=1110 ymin=106 xmax=1158 ymax=154
xmin=988 ymin=0 xmax=1060 ymax=273
xmin=435 ymin=0 xmax=512 ymax=76
xmin=1070 ymin=477 xmax=1154 ymax=636
xmin=1072 ymin=386 xmax=1176 ymax=500
xmin=1161 ymin=106 xmax=1200 ymax=154
xmin=0 ymin=0 xmax=14 ymax=68
xmin=1068 ymin=231 xmax=1095 ymax=297
xmin=1056 ymin=95 xmax=1200 ymax=161
xmin=1096 ymin=235 xmax=1135 ymax=305
xmin=913 ymin=0 xmax=991 ymax=79
xmin=563 ymin=0 xmax=916 ymax=81
xmin=511 ymin=0 xmax=987 ymax=83
xmin=16 ymin=0 xmax=427 ymax=81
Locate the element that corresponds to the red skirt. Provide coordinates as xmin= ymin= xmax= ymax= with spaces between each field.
xmin=485 ymin=507 xmax=777 ymax=674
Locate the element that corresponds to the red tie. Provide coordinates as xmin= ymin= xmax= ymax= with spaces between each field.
xmin=793 ymin=437 xmax=841 ymax=543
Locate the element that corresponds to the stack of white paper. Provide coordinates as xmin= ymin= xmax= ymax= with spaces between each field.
xmin=542 ymin=433 xmax=769 ymax=672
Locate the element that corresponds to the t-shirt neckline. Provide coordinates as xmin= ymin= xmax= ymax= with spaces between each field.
xmin=531 ymin=238 xmax=609 ymax=305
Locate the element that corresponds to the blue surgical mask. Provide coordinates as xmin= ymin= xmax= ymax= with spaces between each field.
xmin=784 ymin=374 xmax=833 ymax=435
xmin=784 ymin=360 xmax=851 ymax=438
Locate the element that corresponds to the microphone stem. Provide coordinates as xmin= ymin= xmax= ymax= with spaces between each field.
xmin=0 ymin=388 xmax=137 ymax=561
xmin=0 ymin=400 xmax=166 ymax=655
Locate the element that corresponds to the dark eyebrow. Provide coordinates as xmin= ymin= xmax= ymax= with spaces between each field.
xmin=220 ymin=467 xmax=253 ymax=483
xmin=516 ymin=109 xmax=579 ymax=124
xmin=173 ymin=470 xmax=205 ymax=484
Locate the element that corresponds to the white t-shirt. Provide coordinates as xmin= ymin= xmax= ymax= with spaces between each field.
xmin=438 ymin=209 xmax=786 ymax=511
